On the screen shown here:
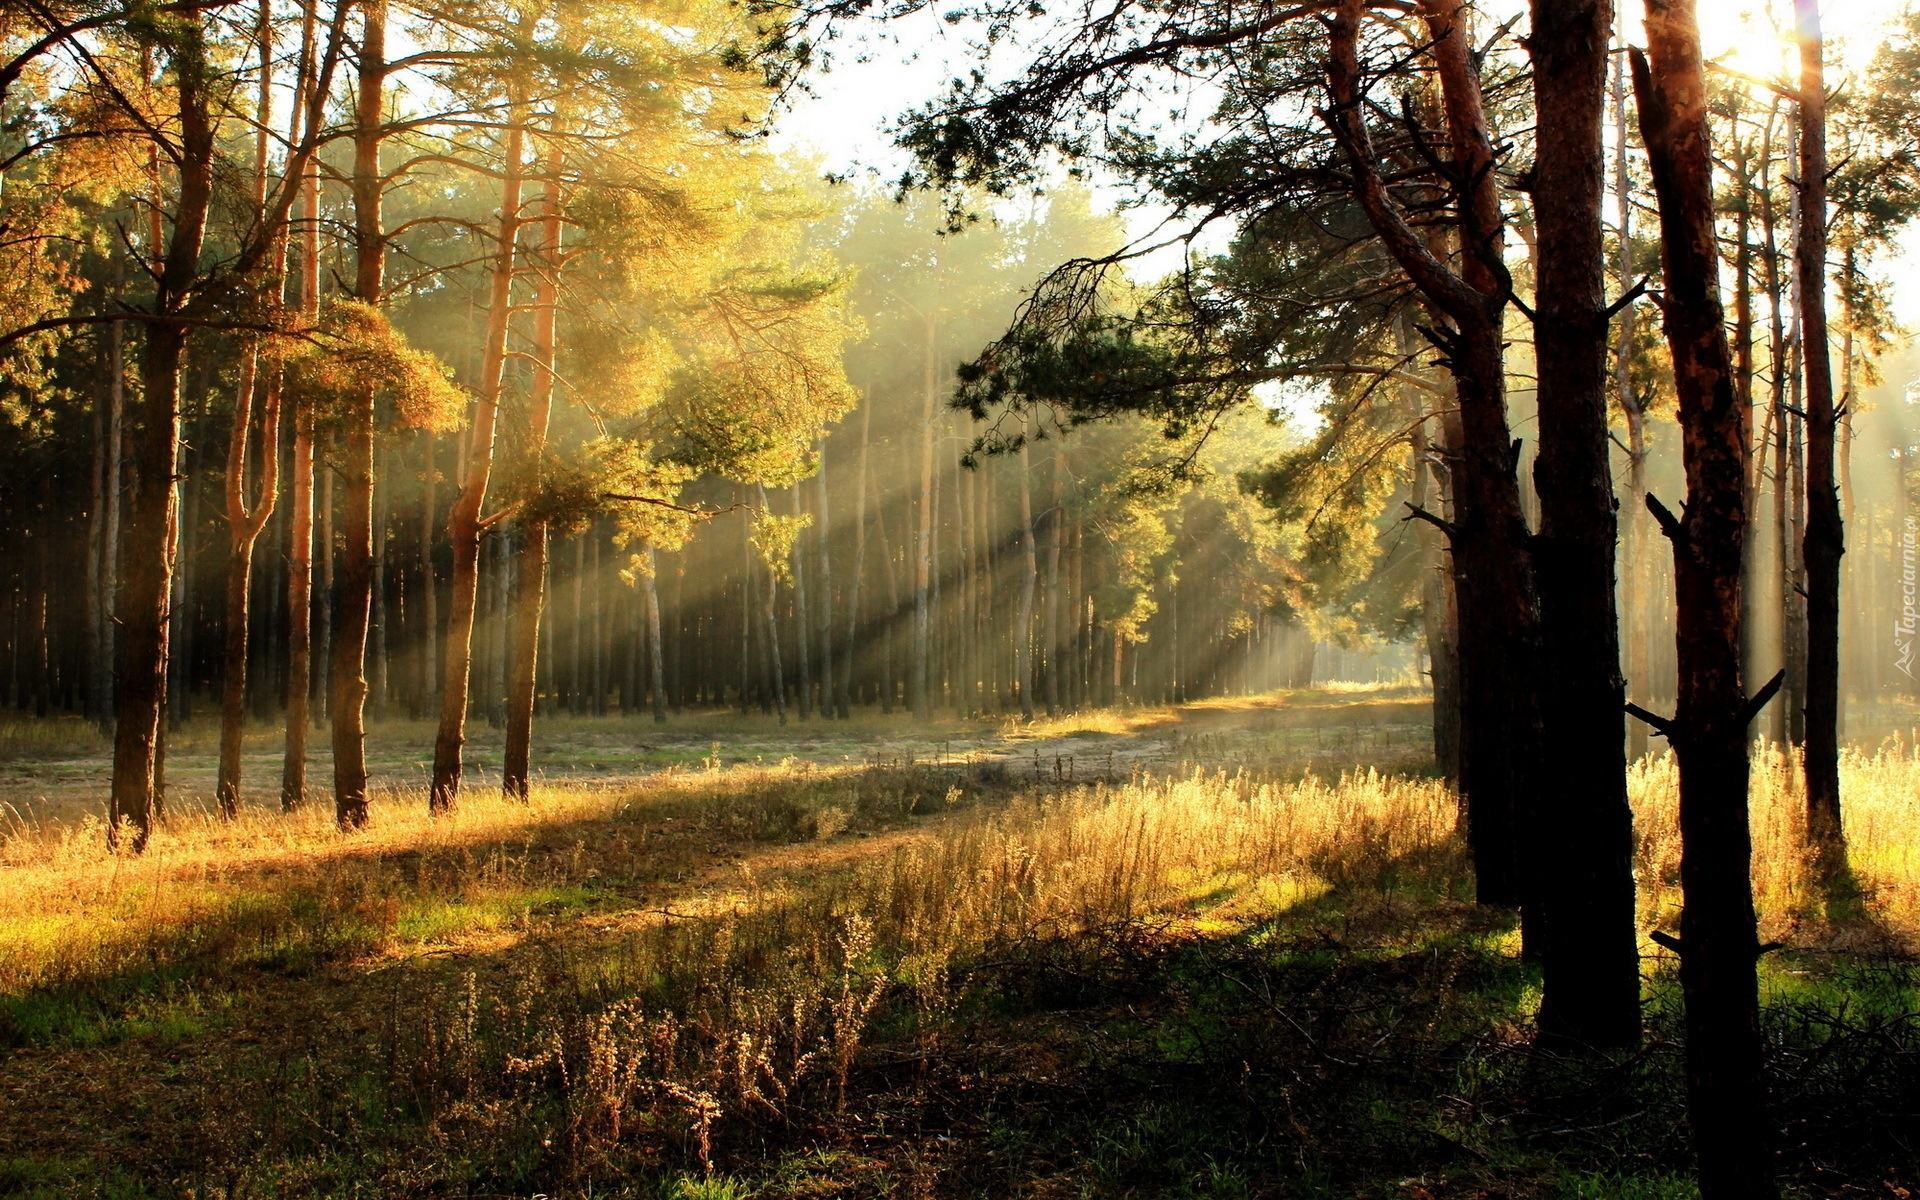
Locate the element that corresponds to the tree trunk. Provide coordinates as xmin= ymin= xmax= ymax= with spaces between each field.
xmin=1632 ymin=14 xmax=1782 ymax=1194
xmin=418 ymin=431 xmax=438 ymax=714
xmin=1760 ymin=131 xmax=1791 ymax=743
xmin=497 ymin=172 xmax=557 ymax=753
xmin=315 ymin=444 xmax=333 ymax=724
xmin=792 ymin=486 xmax=813 ymax=719
xmin=1526 ymin=0 xmax=1640 ymax=1049
xmin=283 ymin=155 xmax=319 ymax=808
xmin=92 ymin=317 xmax=126 ymax=733
xmin=644 ymin=547 xmax=666 ymax=723
xmin=1015 ymin=415 xmax=1039 ymax=721
xmin=877 ymin=469 xmax=904 ymax=713
xmin=1402 ymin=318 xmax=1461 ymax=782
xmin=109 ymin=33 xmax=216 ymax=852
xmin=754 ymin=485 xmax=789 ymax=724
xmin=912 ymin=315 xmax=937 ymax=719
xmin=1617 ymin=30 xmax=1654 ymax=765
xmin=814 ymin=438 xmax=837 ymax=718
xmin=433 ymin=92 xmax=525 ymax=811
xmin=1795 ymin=0 xmax=1844 ymax=857
xmin=329 ymin=0 xmax=390 ymax=827
xmin=370 ymin=439 xmax=389 ymax=716
xmin=1044 ymin=445 xmax=1064 ymax=716
xmin=1328 ymin=0 xmax=1538 ymax=908
xmin=216 ymin=19 xmax=285 ymax=818
xmin=838 ymin=398 xmax=870 ymax=717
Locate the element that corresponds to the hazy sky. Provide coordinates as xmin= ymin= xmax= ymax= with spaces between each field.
xmin=775 ymin=0 xmax=1920 ymax=334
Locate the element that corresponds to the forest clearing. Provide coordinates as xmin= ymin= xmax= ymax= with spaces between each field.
xmin=1 ymin=691 xmax=1918 ymax=1197
xmin=8 ymin=0 xmax=1920 ymax=1192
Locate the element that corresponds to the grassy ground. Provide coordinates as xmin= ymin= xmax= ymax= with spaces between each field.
xmin=0 ymin=690 xmax=1916 ymax=1198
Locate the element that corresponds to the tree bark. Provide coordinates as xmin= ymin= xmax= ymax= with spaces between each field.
xmin=1617 ymin=28 xmax=1654 ymax=764
xmin=1632 ymin=11 xmax=1782 ymax=1192
xmin=1327 ymin=0 xmax=1537 ymax=907
xmin=1015 ymin=415 xmax=1039 ymax=721
xmin=433 ymin=91 xmax=525 ymax=811
xmin=912 ymin=314 xmax=937 ymax=719
xmin=792 ymin=486 xmax=813 ymax=719
xmin=109 ymin=30 xmax=216 ymax=852
xmin=331 ymin=0 xmax=388 ymax=827
xmin=644 ymin=547 xmax=666 ymax=723
xmin=93 ymin=316 xmax=125 ymax=733
xmin=814 ymin=438 xmax=837 ymax=718
xmin=1401 ymin=318 xmax=1461 ymax=782
xmin=1526 ymin=0 xmax=1641 ymax=1049
xmin=1044 ymin=445 xmax=1064 ymax=716
xmin=838 ymin=398 xmax=871 ymax=717
xmin=283 ymin=164 xmax=318 ymax=809
xmin=1795 ymin=0 xmax=1844 ymax=857
xmin=501 ymin=241 xmax=554 ymax=792
xmin=217 ymin=10 xmax=285 ymax=818
xmin=754 ymin=485 xmax=789 ymax=724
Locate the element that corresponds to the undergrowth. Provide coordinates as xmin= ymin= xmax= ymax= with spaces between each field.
xmin=1 ymin=730 xmax=1918 ymax=1195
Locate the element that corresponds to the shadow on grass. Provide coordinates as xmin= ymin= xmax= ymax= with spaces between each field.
xmin=0 ymin=760 xmax=1031 ymax=1048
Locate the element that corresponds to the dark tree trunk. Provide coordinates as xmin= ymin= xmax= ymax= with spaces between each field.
xmin=1327 ymin=0 xmax=1538 ymax=908
xmin=109 ymin=31 xmax=216 ymax=851
xmin=1795 ymin=0 xmax=1844 ymax=858
xmin=1526 ymin=0 xmax=1641 ymax=1049
xmin=1632 ymin=11 xmax=1782 ymax=1194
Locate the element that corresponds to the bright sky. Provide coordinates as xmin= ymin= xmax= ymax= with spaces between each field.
xmin=774 ymin=0 xmax=1920 ymax=331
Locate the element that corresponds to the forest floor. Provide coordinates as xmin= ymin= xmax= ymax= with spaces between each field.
xmin=1 ymin=690 xmax=1918 ymax=1198
xmin=0 ymin=686 xmax=1434 ymax=828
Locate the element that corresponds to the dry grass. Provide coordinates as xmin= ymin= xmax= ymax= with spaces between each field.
xmin=1631 ymin=738 xmax=1920 ymax=942
xmin=3 ymin=702 xmax=1919 ymax=1193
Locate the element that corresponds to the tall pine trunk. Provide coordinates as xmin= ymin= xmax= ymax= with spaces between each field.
xmin=332 ymin=0 xmax=388 ymax=828
xmin=497 ymin=138 xmax=559 ymax=751
xmin=432 ymin=92 xmax=526 ymax=811
xmin=911 ymin=315 xmax=936 ymax=719
xmin=217 ymin=11 xmax=285 ymax=818
xmin=814 ymin=439 xmax=837 ymax=718
xmin=109 ymin=33 xmax=216 ymax=852
xmin=1328 ymin=0 xmax=1538 ymax=908
xmin=838 ymin=399 xmax=871 ymax=716
xmin=282 ymin=158 xmax=319 ymax=809
xmin=93 ymin=316 xmax=125 ymax=733
xmin=644 ymin=547 xmax=666 ymax=723
xmin=1632 ymin=11 xmax=1781 ymax=1192
xmin=1795 ymin=0 xmax=1844 ymax=857
xmin=1526 ymin=0 xmax=1640 ymax=1049
xmin=1015 ymin=415 xmax=1038 ymax=721
xmin=1617 ymin=32 xmax=1654 ymax=764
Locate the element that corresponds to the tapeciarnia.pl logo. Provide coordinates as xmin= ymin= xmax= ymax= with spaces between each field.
xmin=1898 ymin=514 xmax=1917 ymax=679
